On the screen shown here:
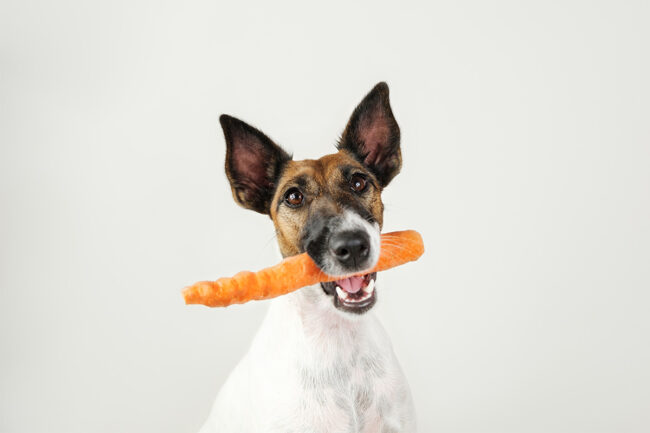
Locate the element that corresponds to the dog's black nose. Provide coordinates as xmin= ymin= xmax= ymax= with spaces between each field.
xmin=329 ymin=230 xmax=370 ymax=268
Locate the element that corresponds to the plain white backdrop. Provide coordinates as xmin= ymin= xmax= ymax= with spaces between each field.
xmin=1 ymin=0 xmax=649 ymax=432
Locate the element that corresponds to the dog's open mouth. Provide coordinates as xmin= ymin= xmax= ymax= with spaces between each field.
xmin=320 ymin=273 xmax=377 ymax=314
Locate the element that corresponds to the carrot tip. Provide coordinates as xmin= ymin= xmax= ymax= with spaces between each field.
xmin=183 ymin=283 xmax=210 ymax=305
xmin=182 ymin=287 xmax=197 ymax=305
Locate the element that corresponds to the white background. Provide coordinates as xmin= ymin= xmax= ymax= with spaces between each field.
xmin=1 ymin=1 xmax=649 ymax=432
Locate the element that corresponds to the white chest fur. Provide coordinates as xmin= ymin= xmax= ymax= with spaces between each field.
xmin=199 ymin=285 xmax=416 ymax=433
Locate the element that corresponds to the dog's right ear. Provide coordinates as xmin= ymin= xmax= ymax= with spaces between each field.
xmin=338 ymin=82 xmax=401 ymax=187
xmin=220 ymin=115 xmax=292 ymax=214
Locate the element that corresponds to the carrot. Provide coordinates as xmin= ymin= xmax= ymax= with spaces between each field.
xmin=183 ymin=230 xmax=424 ymax=307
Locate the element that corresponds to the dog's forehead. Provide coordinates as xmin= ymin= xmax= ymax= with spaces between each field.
xmin=277 ymin=151 xmax=361 ymax=189
xmin=318 ymin=151 xmax=362 ymax=175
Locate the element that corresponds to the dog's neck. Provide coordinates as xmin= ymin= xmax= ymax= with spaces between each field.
xmin=262 ymin=284 xmax=376 ymax=365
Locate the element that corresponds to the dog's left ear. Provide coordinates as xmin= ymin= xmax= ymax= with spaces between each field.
xmin=220 ymin=115 xmax=292 ymax=215
xmin=338 ymin=82 xmax=401 ymax=187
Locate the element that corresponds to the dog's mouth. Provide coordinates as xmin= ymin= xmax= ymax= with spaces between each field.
xmin=320 ymin=273 xmax=377 ymax=314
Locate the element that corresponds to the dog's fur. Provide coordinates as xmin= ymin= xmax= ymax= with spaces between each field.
xmin=199 ymin=83 xmax=415 ymax=433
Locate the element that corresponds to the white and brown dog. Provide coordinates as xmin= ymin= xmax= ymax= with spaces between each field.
xmin=199 ymin=83 xmax=416 ymax=433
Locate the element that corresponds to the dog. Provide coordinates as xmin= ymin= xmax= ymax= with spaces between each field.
xmin=199 ymin=83 xmax=416 ymax=433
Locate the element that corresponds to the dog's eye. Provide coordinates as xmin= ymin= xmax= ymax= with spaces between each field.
xmin=284 ymin=188 xmax=304 ymax=207
xmin=350 ymin=174 xmax=367 ymax=193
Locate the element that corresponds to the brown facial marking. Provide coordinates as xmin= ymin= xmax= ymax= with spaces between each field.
xmin=270 ymin=150 xmax=384 ymax=257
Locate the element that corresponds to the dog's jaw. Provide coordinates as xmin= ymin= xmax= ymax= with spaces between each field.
xmin=320 ymin=272 xmax=377 ymax=315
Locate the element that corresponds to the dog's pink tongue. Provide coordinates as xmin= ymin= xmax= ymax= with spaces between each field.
xmin=336 ymin=276 xmax=365 ymax=294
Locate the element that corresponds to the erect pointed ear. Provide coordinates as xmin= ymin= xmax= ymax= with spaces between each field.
xmin=338 ymin=82 xmax=402 ymax=187
xmin=220 ymin=115 xmax=292 ymax=214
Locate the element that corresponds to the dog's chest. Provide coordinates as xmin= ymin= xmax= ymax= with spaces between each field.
xmin=250 ymin=292 xmax=412 ymax=432
xmin=205 ymin=289 xmax=414 ymax=433
xmin=292 ymin=346 xmax=401 ymax=433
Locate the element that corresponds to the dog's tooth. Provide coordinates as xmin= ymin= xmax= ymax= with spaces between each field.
xmin=336 ymin=286 xmax=346 ymax=299
xmin=364 ymin=279 xmax=375 ymax=294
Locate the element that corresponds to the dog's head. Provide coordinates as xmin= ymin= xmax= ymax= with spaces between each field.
xmin=220 ymin=82 xmax=401 ymax=315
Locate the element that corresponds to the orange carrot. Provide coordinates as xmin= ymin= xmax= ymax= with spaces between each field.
xmin=183 ymin=230 xmax=424 ymax=307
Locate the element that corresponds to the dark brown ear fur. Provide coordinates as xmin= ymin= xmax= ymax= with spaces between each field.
xmin=220 ymin=115 xmax=291 ymax=214
xmin=338 ymin=82 xmax=402 ymax=187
